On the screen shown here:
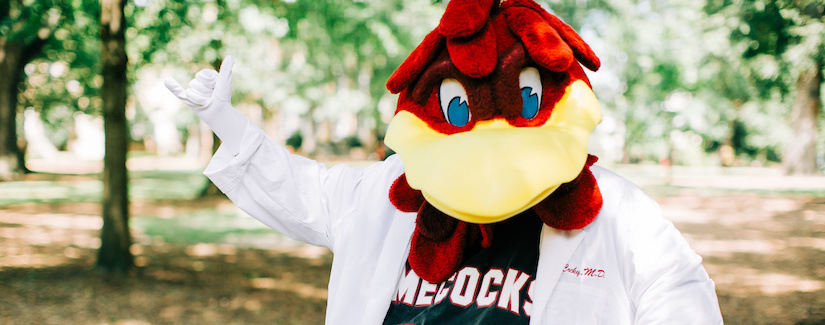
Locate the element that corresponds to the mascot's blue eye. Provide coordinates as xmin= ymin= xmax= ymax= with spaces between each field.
xmin=439 ymin=78 xmax=471 ymax=127
xmin=521 ymin=87 xmax=539 ymax=119
xmin=447 ymin=97 xmax=470 ymax=127
xmin=519 ymin=67 xmax=542 ymax=120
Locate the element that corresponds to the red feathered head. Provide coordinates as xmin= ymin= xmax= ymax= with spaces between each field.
xmin=387 ymin=0 xmax=599 ymax=94
xmin=384 ymin=0 xmax=603 ymax=225
xmin=382 ymin=0 xmax=605 ymax=283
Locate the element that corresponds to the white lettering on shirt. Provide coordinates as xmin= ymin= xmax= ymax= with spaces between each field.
xmin=497 ymin=268 xmax=531 ymax=314
xmin=523 ymin=281 xmax=535 ymax=317
xmin=415 ymin=280 xmax=438 ymax=306
xmin=450 ymin=267 xmax=481 ymax=307
xmin=396 ymin=267 xmax=421 ymax=305
xmin=391 ymin=266 xmax=534 ymax=315
xmin=476 ymin=268 xmax=505 ymax=307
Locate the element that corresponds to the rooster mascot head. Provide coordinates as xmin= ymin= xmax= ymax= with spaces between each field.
xmin=384 ymin=0 xmax=604 ymax=282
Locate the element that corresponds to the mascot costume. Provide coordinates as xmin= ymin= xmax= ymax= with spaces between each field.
xmin=166 ymin=0 xmax=723 ymax=323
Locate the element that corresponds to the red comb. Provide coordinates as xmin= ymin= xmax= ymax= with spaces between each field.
xmin=386 ymin=30 xmax=445 ymax=94
xmin=541 ymin=13 xmax=600 ymax=71
xmin=437 ymin=0 xmax=497 ymax=38
xmin=386 ymin=0 xmax=600 ymax=93
xmin=446 ymin=22 xmax=497 ymax=78
xmin=505 ymin=0 xmax=600 ymax=71
xmin=504 ymin=6 xmax=574 ymax=72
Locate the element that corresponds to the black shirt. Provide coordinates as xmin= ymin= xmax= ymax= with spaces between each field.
xmin=383 ymin=212 xmax=543 ymax=325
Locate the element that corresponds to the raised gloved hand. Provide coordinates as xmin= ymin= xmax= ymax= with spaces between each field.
xmin=164 ymin=56 xmax=247 ymax=155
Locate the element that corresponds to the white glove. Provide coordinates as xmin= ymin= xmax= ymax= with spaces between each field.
xmin=164 ymin=56 xmax=248 ymax=155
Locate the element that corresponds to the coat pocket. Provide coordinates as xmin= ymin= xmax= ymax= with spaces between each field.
xmin=542 ymin=281 xmax=608 ymax=325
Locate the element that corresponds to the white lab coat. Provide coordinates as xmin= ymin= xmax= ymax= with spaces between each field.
xmin=204 ymin=121 xmax=723 ymax=324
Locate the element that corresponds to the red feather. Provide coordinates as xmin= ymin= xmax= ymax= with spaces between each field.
xmin=437 ymin=0 xmax=497 ymax=38
xmin=504 ymin=6 xmax=574 ymax=72
xmin=541 ymin=13 xmax=600 ymax=71
xmin=446 ymin=22 xmax=498 ymax=78
xmin=416 ymin=202 xmax=458 ymax=242
xmin=389 ymin=174 xmax=424 ymax=213
xmin=504 ymin=0 xmax=600 ymax=71
xmin=386 ymin=30 xmax=445 ymax=94
xmin=409 ymin=220 xmax=477 ymax=283
xmin=533 ymin=155 xmax=603 ymax=230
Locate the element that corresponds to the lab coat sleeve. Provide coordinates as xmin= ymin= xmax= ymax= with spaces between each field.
xmin=618 ymin=186 xmax=724 ymax=324
xmin=202 ymin=120 xmax=378 ymax=249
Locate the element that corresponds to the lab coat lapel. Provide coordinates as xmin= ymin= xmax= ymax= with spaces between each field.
xmin=360 ymin=210 xmax=416 ymax=324
xmin=530 ymin=225 xmax=586 ymax=324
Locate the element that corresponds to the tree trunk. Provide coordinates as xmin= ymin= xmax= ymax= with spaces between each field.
xmin=97 ymin=0 xmax=133 ymax=272
xmin=0 ymin=38 xmax=27 ymax=180
xmin=784 ymin=63 xmax=822 ymax=175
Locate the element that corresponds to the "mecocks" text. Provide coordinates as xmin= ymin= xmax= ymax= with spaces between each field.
xmin=392 ymin=266 xmax=536 ymax=316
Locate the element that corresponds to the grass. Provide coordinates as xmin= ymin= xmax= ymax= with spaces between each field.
xmin=0 ymin=167 xmax=291 ymax=247
xmin=133 ymin=209 xmax=274 ymax=245
xmin=0 ymin=169 xmax=207 ymax=206
xmin=642 ymin=184 xmax=825 ymax=198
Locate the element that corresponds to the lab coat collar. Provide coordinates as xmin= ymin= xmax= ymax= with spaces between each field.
xmin=360 ymin=210 xmax=417 ymax=324
xmin=530 ymin=225 xmax=587 ymax=324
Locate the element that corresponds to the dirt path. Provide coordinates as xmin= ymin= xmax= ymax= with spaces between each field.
xmin=652 ymin=190 xmax=825 ymax=325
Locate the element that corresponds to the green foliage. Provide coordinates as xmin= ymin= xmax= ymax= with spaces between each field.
xmin=705 ymin=0 xmax=825 ymax=98
xmin=9 ymin=0 xmax=823 ymax=166
xmin=3 ymin=0 xmax=96 ymax=148
xmin=145 ymin=0 xmax=443 ymax=156
xmin=701 ymin=0 xmax=824 ymax=170
xmin=1 ymin=0 xmax=69 ymax=43
xmin=537 ymin=0 xmax=820 ymax=165
xmin=285 ymin=131 xmax=303 ymax=150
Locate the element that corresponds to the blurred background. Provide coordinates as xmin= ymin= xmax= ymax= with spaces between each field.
xmin=1 ymin=0 xmax=824 ymax=324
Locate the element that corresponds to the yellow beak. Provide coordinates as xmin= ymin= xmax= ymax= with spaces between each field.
xmin=385 ymin=80 xmax=602 ymax=224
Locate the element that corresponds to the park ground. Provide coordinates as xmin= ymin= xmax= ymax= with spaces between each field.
xmin=1 ymin=154 xmax=825 ymax=324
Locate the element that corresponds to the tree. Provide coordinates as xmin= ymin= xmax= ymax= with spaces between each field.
xmin=0 ymin=0 xmax=69 ymax=179
xmin=706 ymin=0 xmax=825 ymax=174
xmin=786 ymin=61 xmax=822 ymax=174
xmin=97 ymin=0 xmax=133 ymax=272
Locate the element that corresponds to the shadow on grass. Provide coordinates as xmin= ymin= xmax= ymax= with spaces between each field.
xmin=718 ymin=290 xmax=825 ymax=325
xmin=652 ymin=193 xmax=825 ymax=324
xmin=0 ymin=244 xmax=331 ymax=325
